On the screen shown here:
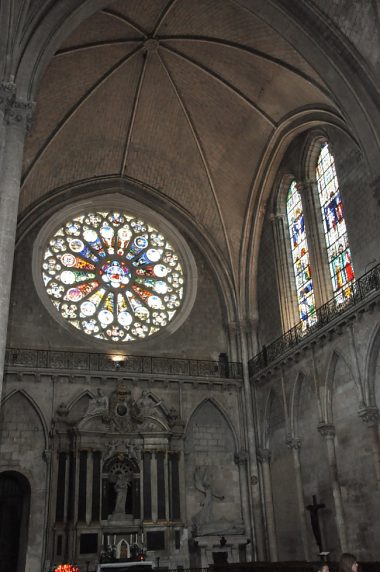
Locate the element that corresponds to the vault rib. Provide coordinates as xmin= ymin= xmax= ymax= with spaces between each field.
xmin=157 ymin=49 xmax=236 ymax=282
xmin=101 ymin=8 xmax=148 ymax=38
xmin=22 ymin=45 xmax=143 ymax=188
xmin=152 ymin=0 xmax=179 ymax=37
xmin=158 ymin=35 xmax=330 ymax=97
xmin=121 ymin=51 xmax=149 ymax=174
xmin=55 ymin=40 xmax=142 ymax=57
xmin=161 ymin=43 xmax=276 ymax=127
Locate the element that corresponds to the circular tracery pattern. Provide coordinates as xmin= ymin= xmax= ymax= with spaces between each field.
xmin=42 ymin=210 xmax=184 ymax=342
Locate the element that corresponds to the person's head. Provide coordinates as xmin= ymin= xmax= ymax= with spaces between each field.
xmin=339 ymin=553 xmax=358 ymax=572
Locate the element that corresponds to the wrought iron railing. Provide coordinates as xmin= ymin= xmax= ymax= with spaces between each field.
xmin=4 ymin=348 xmax=243 ymax=380
xmin=249 ymin=263 xmax=380 ymax=377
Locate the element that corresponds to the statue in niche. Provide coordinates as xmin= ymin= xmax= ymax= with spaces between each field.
xmin=113 ymin=472 xmax=131 ymax=514
xmin=109 ymin=463 xmax=133 ymax=518
xmin=193 ymin=467 xmax=224 ymax=527
xmin=85 ymin=388 xmax=108 ymax=417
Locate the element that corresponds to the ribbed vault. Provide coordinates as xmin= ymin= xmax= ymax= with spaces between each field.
xmin=20 ymin=0 xmax=336 ymax=284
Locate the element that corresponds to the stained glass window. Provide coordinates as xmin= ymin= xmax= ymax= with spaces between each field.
xmin=316 ymin=143 xmax=354 ymax=303
xmin=286 ymin=180 xmax=317 ymax=329
xmin=41 ymin=210 xmax=184 ymax=342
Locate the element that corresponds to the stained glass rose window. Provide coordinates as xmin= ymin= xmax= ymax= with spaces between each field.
xmin=41 ymin=210 xmax=185 ymax=342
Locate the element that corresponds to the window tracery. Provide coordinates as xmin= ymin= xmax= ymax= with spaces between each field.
xmin=41 ymin=210 xmax=185 ymax=342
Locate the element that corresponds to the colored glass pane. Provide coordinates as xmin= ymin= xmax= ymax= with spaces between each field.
xmin=286 ymin=180 xmax=317 ymax=329
xmin=42 ymin=211 xmax=185 ymax=342
xmin=316 ymin=143 xmax=355 ymax=304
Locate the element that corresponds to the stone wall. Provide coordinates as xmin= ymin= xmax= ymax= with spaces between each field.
xmin=251 ymin=299 xmax=380 ymax=560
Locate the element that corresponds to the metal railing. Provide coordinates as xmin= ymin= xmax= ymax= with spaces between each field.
xmin=249 ymin=263 xmax=380 ymax=377
xmin=5 ymin=348 xmax=243 ymax=380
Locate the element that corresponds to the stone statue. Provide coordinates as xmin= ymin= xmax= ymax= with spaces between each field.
xmin=135 ymin=390 xmax=161 ymax=417
xmin=113 ymin=472 xmax=131 ymax=514
xmin=85 ymin=388 xmax=108 ymax=417
xmin=193 ymin=467 xmax=224 ymax=527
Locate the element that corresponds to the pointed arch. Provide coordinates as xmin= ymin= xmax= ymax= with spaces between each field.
xmin=185 ymin=397 xmax=239 ymax=451
xmin=364 ymin=322 xmax=380 ymax=407
xmin=290 ymin=369 xmax=308 ymax=437
xmin=1 ymin=389 xmax=48 ymax=448
xmin=262 ymin=386 xmax=285 ymax=449
xmin=66 ymin=388 xmax=96 ymax=411
xmin=324 ymin=348 xmax=359 ymax=423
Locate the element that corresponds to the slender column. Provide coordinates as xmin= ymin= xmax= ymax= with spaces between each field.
xmin=151 ymin=450 xmax=158 ymax=522
xmin=235 ymin=450 xmax=252 ymax=559
xmin=297 ymin=181 xmax=331 ymax=306
xmin=86 ymin=451 xmax=93 ymax=524
xmin=358 ymin=406 xmax=380 ymax=484
xmin=318 ymin=423 xmax=347 ymax=551
xmin=286 ymin=436 xmax=309 ymax=560
xmin=270 ymin=214 xmax=298 ymax=331
xmin=0 ymin=83 xmax=33 ymax=404
xmin=234 ymin=320 xmax=265 ymax=560
xmin=164 ymin=450 xmax=170 ymax=521
xmin=257 ymin=448 xmax=278 ymax=561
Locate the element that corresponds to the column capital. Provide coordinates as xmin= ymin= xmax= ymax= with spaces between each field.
xmin=358 ymin=406 xmax=379 ymax=427
xmin=296 ymin=180 xmax=317 ymax=194
xmin=0 ymin=81 xmax=34 ymax=132
xmin=234 ymin=450 xmax=248 ymax=465
xmin=257 ymin=448 xmax=271 ymax=464
xmin=318 ymin=422 xmax=335 ymax=439
xmin=286 ymin=435 xmax=302 ymax=450
xmin=269 ymin=213 xmax=285 ymax=224
xmin=227 ymin=318 xmax=257 ymax=336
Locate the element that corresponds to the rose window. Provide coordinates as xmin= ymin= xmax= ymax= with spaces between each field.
xmin=41 ymin=210 xmax=184 ymax=342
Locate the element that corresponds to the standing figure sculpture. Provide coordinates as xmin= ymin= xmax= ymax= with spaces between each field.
xmin=112 ymin=471 xmax=132 ymax=515
xmin=193 ymin=467 xmax=224 ymax=529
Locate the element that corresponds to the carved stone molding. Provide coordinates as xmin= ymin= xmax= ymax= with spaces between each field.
xmin=286 ymin=435 xmax=302 ymax=450
xmin=257 ymin=448 xmax=271 ymax=464
xmin=358 ymin=406 xmax=379 ymax=427
xmin=318 ymin=422 xmax=336 ymax=440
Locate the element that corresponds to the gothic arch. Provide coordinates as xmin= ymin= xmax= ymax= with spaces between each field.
xmin=66 ymin=388 xmax=95 ymax=411
xmin=324 ymin=348 xmax=360 ymax=423
xmin=1 ymin=389 xmax=48 ymax=448
xmin=364 ymin=322 xmax=380 ymax=407
xmin=17 ymin=176 xmax=239 ymax=358
xmin=242 ymin=109 xmax=349 ymax=327
xmin=185 ymin=397 xmax=239 ymax=451
xmin=262 ymin=386 xmax=286 ymax=449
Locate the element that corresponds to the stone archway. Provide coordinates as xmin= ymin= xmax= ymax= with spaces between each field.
xmin=0 ymin=471 xmax=31 ymax=572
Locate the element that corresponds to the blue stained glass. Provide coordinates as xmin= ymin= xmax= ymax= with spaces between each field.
xmin=286 ymin=180 xmax=317 ymax=329
xmin=316 ymin=143 xmax=355 ymax=303
xmin=42 ymin=211 xmax=185 ymax=342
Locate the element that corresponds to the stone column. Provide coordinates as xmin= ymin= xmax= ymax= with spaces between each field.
xmin=297 ymin=181 xmax=332 ymax=306
xmin=270 ymin=214 xmax=298 ymax=331
xmin=164 ymin=450 xmax=170 ymax=520
xmin=236 ymin=320 xmax=266 ymax=559
xmin=358 ymin=406 xmax=380 ymax=484
xmin=234 ymin=450 xmax=252 ymax=559
xmin=286 ymin=436 xmax=309 ymax=560
xmin=151 ymin=450 xmax=158 ymax=522
xmin=257 ymin=448 xmax=278 ymax=561
xmin=318 ymin=423 xmax=347 ymax=551
xmin=0 ymin=82 xmax=33 ymax=403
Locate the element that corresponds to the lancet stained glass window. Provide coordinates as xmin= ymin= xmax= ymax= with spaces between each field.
xmin=316 ymin=143 xmax=354 ymax=303
xmin=286 ymin=180 xmax=317 ymax=329
xmin=41 ymin=210 xmax=184 ymax=342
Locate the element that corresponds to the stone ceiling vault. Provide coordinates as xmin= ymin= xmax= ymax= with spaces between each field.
xmin=20 ymin=0 xmax=337 ymax=286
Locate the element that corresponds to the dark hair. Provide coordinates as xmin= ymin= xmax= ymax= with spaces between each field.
xmin=339 ymin=553 xmax=357 ymax=572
